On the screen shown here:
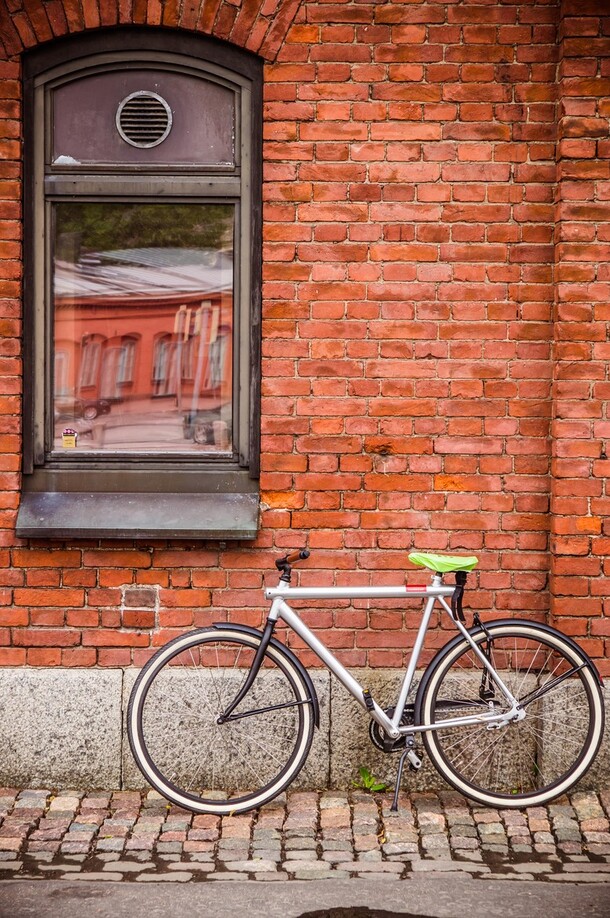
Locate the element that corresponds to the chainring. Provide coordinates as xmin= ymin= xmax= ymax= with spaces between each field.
xmin=368 ymin=704 xmax=415 ymax=753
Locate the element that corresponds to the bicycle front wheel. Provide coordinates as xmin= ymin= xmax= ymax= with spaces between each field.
xmin=415 ymin=621 xmax=604 ymax=808
xmin=128 ymin=627 xmax=315 ymax=815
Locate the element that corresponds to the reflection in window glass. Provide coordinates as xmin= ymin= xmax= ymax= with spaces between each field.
xmin=54 ymin=349 xmax=69 ymax=396
xmin=79 ymin=336 xmax=102 ymax=388
xmin=52 ymin=203 xmax=234 ymax=454
xmin=115 ymin=337 xmax=136 ymax=385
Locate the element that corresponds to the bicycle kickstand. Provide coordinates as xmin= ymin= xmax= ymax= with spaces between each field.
xmin=390 ymin=738 xmax=422 ymax=814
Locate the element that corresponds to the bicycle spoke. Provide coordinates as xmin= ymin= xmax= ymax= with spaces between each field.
xmin=453 ymin=730 xmax=507 ymax=783
xmin=517 ymin=718 xmax=588 ymax=751
xmin=215 ymin=722 xmax=272 ymax=789
xmin=513 ymin=640 xmax=546 ymax=700
xmin=227 ymin=720 xmax=297 ymax=766
xmin=439 ymin=724 xmax=488 ymax=756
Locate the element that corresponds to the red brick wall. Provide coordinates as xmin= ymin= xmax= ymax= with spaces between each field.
xmin=0 ymin=0 xmax=609 ymax=675
xmin=551 ymin=0 xmax=610 ymax=669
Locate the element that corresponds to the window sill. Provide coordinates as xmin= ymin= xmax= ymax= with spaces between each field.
xmin=15 ymin=490 xmax=259 ymax=540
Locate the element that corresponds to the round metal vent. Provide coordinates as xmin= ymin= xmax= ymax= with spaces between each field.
xmin=116 ymin=91 xmax=173 ymax=148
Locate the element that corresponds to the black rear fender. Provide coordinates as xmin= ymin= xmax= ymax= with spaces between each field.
xmin=416 ymin=618 xmax=604 ymax=719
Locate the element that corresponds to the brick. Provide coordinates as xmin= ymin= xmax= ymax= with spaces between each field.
xmin=12 ymin=629 xmax=81 ymax=647
xmin=13 ymin=589 xmax=84 ymax=608
xmin=82 ymin=632 xmax=150 ymax=647
xmin=121 ymin=610 xmax=155 ymax=629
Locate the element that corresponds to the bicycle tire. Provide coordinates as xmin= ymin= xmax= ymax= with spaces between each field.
xmin=415 ymin=620 xmax=604 ymax=808
xmin=128 ymin=626 xmax=315 ymax=815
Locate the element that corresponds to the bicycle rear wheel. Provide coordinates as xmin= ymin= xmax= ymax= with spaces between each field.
xmin=128 ymin=626 xmax=315 ymax=815
xmin=415 ymin=620 xmax=604 ymax=808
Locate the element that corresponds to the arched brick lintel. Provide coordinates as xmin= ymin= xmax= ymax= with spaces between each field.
xmin=0 ymin=0 xmax=304 ymax=63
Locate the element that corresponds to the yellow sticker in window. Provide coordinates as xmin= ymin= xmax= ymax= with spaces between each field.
xmin=62 ymin=428 xmax=78 ymax=449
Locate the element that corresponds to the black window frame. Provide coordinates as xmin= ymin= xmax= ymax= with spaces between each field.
xmin=17 ymin=27 xmax=262 ymax=540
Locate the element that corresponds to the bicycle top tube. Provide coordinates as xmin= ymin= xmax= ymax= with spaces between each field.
xmin=264 ymin=582 xmax=454 ymax=601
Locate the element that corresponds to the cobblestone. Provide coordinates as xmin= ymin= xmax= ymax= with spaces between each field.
xmin=1 ymin=787 xmax=610 ymax=884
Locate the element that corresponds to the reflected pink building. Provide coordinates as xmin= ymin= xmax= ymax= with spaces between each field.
xmin=53 ymin=247 xmax=233 ymax=453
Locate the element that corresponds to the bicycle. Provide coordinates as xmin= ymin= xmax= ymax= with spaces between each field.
xmin=127 ymin=549 xmax=605 ymax=816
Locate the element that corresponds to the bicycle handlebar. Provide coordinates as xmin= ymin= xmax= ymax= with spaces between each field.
xmin=275 ymin=549 xmax=310 ymax=571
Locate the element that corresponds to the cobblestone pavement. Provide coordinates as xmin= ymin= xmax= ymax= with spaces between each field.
xmin=1 ymin=787 xmax=610 ymax=884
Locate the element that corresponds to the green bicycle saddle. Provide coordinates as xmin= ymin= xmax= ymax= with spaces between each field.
xmin=408 ymin=552 xmax=479 ymax=573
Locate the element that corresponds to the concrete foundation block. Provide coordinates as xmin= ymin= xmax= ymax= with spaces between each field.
xmin=578 ymin=682 xmax=610 ymax=791
xmin=0 ymin=668 xmax=123 ymax=788
xmin=0 ymin=665 xmax=607 ymax=798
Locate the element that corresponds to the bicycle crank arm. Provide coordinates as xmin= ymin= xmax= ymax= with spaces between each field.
xmin=406 ymin=748 xmax=422 ymax=769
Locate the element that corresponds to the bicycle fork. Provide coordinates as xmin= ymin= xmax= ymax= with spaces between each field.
xmin=215 ymin=619 xmax=276 ymax=724
xmin=217 ymin=553 xmax=316 ymax=725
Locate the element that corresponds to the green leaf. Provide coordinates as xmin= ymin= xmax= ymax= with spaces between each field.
xmin=353 ymin=765 xmax=387 ymax=793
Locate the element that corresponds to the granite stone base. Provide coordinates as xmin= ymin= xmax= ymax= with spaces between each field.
xmin=0 ymin=667 xmax=608 ymax=793
xmin=0 ymin=668 xmax=123 ymax=787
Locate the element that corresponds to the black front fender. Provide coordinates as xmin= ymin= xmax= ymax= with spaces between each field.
xmin=212 ymin=621 xmax=321 ymax=728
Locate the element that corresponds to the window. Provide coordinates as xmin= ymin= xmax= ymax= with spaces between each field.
xmin=18 ymin=29 xmax=262 ymax=539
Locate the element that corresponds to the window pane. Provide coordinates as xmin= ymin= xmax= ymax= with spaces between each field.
xmin=52 ymin=203 xmax=234 ymax=456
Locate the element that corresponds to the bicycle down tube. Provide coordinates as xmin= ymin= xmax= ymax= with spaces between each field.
xmin=264 ymin=579 xmax=522 ymax=739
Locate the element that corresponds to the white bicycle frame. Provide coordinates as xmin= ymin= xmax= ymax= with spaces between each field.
xmin=265 ymin=575 xmax=523 ymax=741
